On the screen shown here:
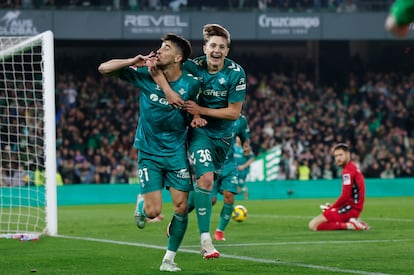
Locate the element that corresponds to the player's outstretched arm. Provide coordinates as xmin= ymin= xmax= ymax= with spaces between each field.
xmin=98 ymin=52 xmax=155 ymax=76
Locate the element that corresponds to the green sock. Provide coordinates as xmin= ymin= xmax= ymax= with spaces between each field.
xmin=187 ymin=191 xmax=195 ymax=213
xmin=217 ymin=203 xmax=234 ymax=231
xmin=194 ymin=186 xmax=212 ymax=233
xmin=168 ymin=212 xmax=188 ymax=252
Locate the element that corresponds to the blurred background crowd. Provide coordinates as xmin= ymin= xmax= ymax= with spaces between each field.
xmin=1 ymin=0 xmax=414 ymax=186
xmin=50 ymin=59 xmax=414 ymax=184
xmin=2 ymin=49 xmax=413 ymax=185
xmin=0 ymin=0 xmax=393 ymax=12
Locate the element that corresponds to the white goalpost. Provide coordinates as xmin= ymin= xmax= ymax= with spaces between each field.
xmin=0 ymin=31 xmax=57 ymax=238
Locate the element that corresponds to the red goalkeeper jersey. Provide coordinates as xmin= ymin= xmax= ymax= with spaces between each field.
xmin=331 ymin=161 xmax=365 ymax=212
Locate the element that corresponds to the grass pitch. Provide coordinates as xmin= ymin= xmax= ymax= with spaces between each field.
xmin=1 ymin=197 xmax=413 ymax=274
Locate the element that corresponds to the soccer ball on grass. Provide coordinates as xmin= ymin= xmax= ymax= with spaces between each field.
xmin=232 ymin=205 xmax=247 ymax=222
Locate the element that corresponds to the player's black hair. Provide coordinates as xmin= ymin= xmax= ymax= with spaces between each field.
xmin=162 ymin=33 xmax=192 ymax=64
xmin=333 ymin=143 xmax=350 ymax=152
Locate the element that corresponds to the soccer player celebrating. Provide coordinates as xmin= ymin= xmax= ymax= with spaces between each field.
xmin=308 ymin=143 xmax=369 ymax=231
xmin=211 ymin=114 xmax=252 ymax=241
xmin=234 ymin=135 xmax=255 ymax=201
xmin=152 ymin=23 xmax=247 ymax=259
xmin=98 ymin=34 xmax=205 ymax=272
xmin=385 ymin=0 xmax=414 ymax=37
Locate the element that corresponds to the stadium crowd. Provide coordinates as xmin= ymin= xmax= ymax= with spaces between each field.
xmin=1 ymin=0 xmax=390 ymax=12
xmin=1 ymin=51 xmax=413 ymax=186
xmin=244 ymin=70 xmax=414 ymax=180
xmin=48 ymin=63 xmax=414 ymax=184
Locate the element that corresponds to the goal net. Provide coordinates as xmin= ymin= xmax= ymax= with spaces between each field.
xmin=0 ymin=31 xmax=57 ymax=238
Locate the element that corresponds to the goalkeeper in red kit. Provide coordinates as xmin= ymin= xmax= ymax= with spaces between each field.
xmin=308 ymin=143 xmax=369 ymax=231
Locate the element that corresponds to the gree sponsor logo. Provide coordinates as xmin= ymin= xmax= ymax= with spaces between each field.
xmin=202 ymin=90 xmax=228 ymax=97
xmin=149 ymin=94 xmax=169 ymax=105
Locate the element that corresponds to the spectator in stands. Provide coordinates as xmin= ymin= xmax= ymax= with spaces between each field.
xmin=61 ymin=81 xmax=78 ymax=110
xmin=91 ymin=154 xmax=111 ymax=182
xmin=148 ymin=0 xmax=162 ymax=9
xmin=277 ymin=166 xmax=288 ymax=180
xmin=230 ymin=0 xmax=247 ymax=9
xmin=311 ymin=162 xmax=322 ymax=179
xmin=128 ymin=0 xmax=138 ymax=10
xmin=60 ymin=159 xmax=77 ymax=184
xmin=74 ymin=160 xmax=95 ymax=184
xmin=298 ymin=160 xmax=311 ymax=180
xmin=322 ymin=162 xmax=334 ymax=179
xmin=380 ymin=162 xmax=395 ymax=179
xmin=73 ymin=149 xmax=86 ymax=164
xmin=258 ymin=0 xmax=272 ymax=11
xmin=336 ymin=0 xmax=357 ymax=13
xmin=21 ymin=0 xmax=33 ymax=8
xmin=110 ymin=164 xmax=129 ymax=184
xmin=9 ymin=165 xmax=28 ymax=186
xmin=289 ymin=159 xmax=299 ymax=179
xmin=364 ymin=160 xmax=382 ymax=178
xmin=169 ymin=0 xmax=187 ymax=11
xmin=0 ymin=167 xmax=12 ymax=186
xmin=400 ymin=159 xmax=414 ymax=177
xmin=326 ymin=0 xmax=337 ymax=12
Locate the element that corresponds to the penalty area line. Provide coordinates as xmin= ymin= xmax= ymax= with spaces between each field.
xmin=57 ymin=234 xmax=391 ymax=275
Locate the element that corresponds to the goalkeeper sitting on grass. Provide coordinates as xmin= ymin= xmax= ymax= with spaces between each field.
xmin=308 ymin=143 xmax=369 ymax=231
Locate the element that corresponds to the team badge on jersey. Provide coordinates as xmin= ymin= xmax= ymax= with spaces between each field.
xmin=343 ymin=173 xmax=351 ymax=185
xmin=178 ymin=88 xmax=186 ymax=95
xmin=236 ymin=77 xmax=246 ymax=91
